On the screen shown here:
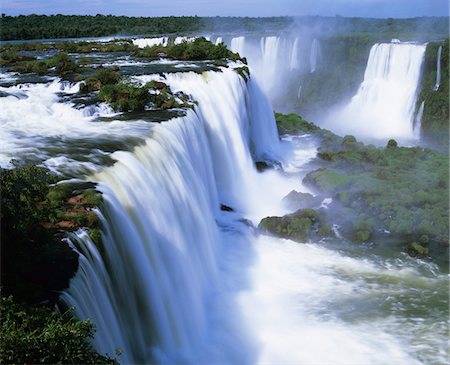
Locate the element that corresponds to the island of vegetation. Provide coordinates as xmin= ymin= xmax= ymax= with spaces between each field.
xmin=260 ymin=113 xmax=449 ymax=269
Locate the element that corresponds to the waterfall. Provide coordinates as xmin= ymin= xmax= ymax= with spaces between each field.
xmin=433 ymin=45 xmax=442 ymax=91
xmin=61 ymin=68 xmax=282 ymax=363
xmin=289 ymin=37 xmax=300 ymax=71
xmin=325 ymin=41 xmax=426 ymax=140
xmin=133 ymin=37 xmax=169 ymax=48
xmin=310 ymin=38 xmax=320 ymax=73
xmin=414 ymin=100 xmax=425 ymax=137
xmin=230 ymin=36 xmax=246 ymax=57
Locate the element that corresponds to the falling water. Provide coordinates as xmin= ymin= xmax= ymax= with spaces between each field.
xmin=414 ymin=100 xmax=425 ymax=137
xmin=433 ymin=45 xmax=442 ymax=91
xmin=310 ymin=38 xmax=320 ymax=73
xmin=61 ymin=68 xmax=284 ymax=363
xmin=230 ymin=36 xmax=246 ymax=57
xmin=325 ymin=41 xmax=427 ymax=141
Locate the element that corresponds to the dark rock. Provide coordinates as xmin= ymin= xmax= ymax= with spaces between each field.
xmin=220 ymin=204 xmax=234 ymax=212
xmin=255 ymin=161 xmax=271 ymax=172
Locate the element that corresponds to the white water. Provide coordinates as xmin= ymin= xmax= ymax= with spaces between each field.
xmin=228 ymin=35 xmax=306 ymax=106
xmin=433 ymin=45 xmax=442 ymax=91
xmin=310 ymin=38 xmax=320 ymax=73
xmin=325 ymin=42 xmax=426 ymax=141
xmin=414 ymin=100 xmax=425 ymax=138
xmin=230 ymin=36 xmax=246 ymax=57
xmin=61 ymin=69 xmax=295 ymax=363
xmin=0 ymin=79 xmax=150 ymax=172
xmin=59 ymin=65 xmax=448 ymax=365
xmin=133 ymin=37 xmax=169 ymax=48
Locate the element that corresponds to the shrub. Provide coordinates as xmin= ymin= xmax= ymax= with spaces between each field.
xmin=0 ymin=296 xmax=117 ymax=364
xmin=46 ymin=52 xmax=78 ymax=76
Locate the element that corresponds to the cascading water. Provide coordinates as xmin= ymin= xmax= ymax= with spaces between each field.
xmin=61 ymin=68 xmax=288 ymax=363
xmin=414 ymin=100 xmax=425 ymax=137
xmin=309 ymin=38 xmax=320 ymax=73
xmin=133 ymin=37 xmax=169 ymax=48
xmin=324 ymin=41 xmax=427 ymax=141
xmin=230 ymin=36 xmax=246 ymax=57
xmin=433 ymin=45 xmax=442 ymax=91
xmin=227 ymin=35 xmax=304 ymax=107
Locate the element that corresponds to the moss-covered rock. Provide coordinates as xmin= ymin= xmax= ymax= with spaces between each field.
xmin=259 ymin=208 xmax=332 ymax=243
xmin=281 ymin=190 xmax=322 ymax=211
xmin=406 ymin=242 xmax=429 ymax=258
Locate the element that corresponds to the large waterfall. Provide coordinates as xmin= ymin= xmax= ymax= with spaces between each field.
xmin=61 ymin=68 xmax=285 ymax=363
xmin=324 ymin=41 xmax=426 ymax=141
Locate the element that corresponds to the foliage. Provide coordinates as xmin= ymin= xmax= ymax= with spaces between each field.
xmin=1 ymin=165 xmax=103 ymax=305
xmin=266 ymin=114 xmax=449 ymax=264
xmin=99 ymin=82 xmax=151 ymax=112
xmin=80 ymin=67 xmax=121 ymax=93
xmin=416 ymin=38 xmax=449 ymax=149
xmin=98 ymin=79 xmax=193 ymax=112
xmin=259 ymin=208 xmax=330 ymax=242
xmin=0 ymin=296 xmax=117 ymax=364
xmin=1 ymin=165 xmax=79 ymax=304
xmin=1 ymin=40 xmax=139 ymax=54
xmin=46 ymin=52 xmax=78 ymax=75
xmin=0 ymin=50 xmax=35 ymax=66
xmin=0 ymin=15 xmax=447 ymax=42
xmin=137 ymin=37 xmax=242 ymax=61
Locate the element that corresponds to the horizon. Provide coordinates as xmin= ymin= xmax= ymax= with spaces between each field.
xmin=1 ymin=14 xmax=450 ymax=20
xmin=1 ymin=0 xmax=448 ymax=18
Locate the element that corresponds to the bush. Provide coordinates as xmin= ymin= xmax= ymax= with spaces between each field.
xmin=137 ymin=37 xmax=241 ymax=61
xmin=46 ymin=52 xmax=78 ymax=76
xmin=0 ymin=296 xmax=117 ymax=364
xmin=99 ymin=82 xmax=151 ymax=112
xmin=1 ymin=165 xmax=78 ymax=304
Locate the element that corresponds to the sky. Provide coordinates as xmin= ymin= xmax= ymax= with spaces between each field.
xmin=1 ymin=0 xmax=448 ymax=18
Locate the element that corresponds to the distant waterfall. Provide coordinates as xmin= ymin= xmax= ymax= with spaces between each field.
xmin=414 ymin=100 xmax=425 ymax=137
xmin=310 ymin=38 xmax=320 ymax=73
xmin=61 ymin=68 xmax=280 ymax=364
xmin=230 ymin=36 xmax=246 ymax=57
xmin=133 ymin=37 xmax=169 ymax=48
xmin=326 ymin=41 xmax=426 ymax=140
xmin=433 ymin=45 xmax=442 ymax=91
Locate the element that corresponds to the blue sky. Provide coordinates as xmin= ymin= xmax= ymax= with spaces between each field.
xmin=1 ymin=0 xmax=448 ymax=17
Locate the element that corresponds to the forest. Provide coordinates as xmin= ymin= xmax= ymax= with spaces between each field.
xmin=0 ymin=14 xmax=448 ymax=41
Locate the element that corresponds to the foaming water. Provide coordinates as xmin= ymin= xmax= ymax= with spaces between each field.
xmin=57 ymin=61 xmax=447 ymax=365
xmin=240 ymin=235 xmax=448 ymax=365
xmin=325 ymin=42 xmax=426 ymax=141
xmin=0 ymin=79 xmax=151 ymax=173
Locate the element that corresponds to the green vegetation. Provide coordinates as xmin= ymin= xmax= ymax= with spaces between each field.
xmin=0 ymin=14 xmax=204 ymax=40
xmin=1 ymin=15 xmax=447 ymax=42
xmin=416 ymin=38 xmax=449 ymax=149
xmin=0 ymin=296 xmax=117 ymax=364
xmin=1 ymin=39 xmax=138 ymax=54
xmin=265 ymin=113 xmax=449 ymax=264
xmin=80 ymin=67 xmax=121 ymax=93
xmin=98 ymin=79 xmax=192 ymax=112
xmin=46 ymin=52 xmax=79 ymax=75
xmin=137 ymin=37 xmax=242 ymax=61
xmin=293 ymin=34 xmax=374 ymax=116
xmin=259 ymin=208 xmax=330 ymax=242
xmin=1 ymin=164 xmax=103 ymax=304
xmin=4 ymin=50 xmax=79 ymax=77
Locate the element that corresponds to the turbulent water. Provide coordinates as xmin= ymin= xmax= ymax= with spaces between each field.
xmin=2 ymin=39 xmax=448 ymax=365
xmin=324 ymin=41 xmax=427 ymax=141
